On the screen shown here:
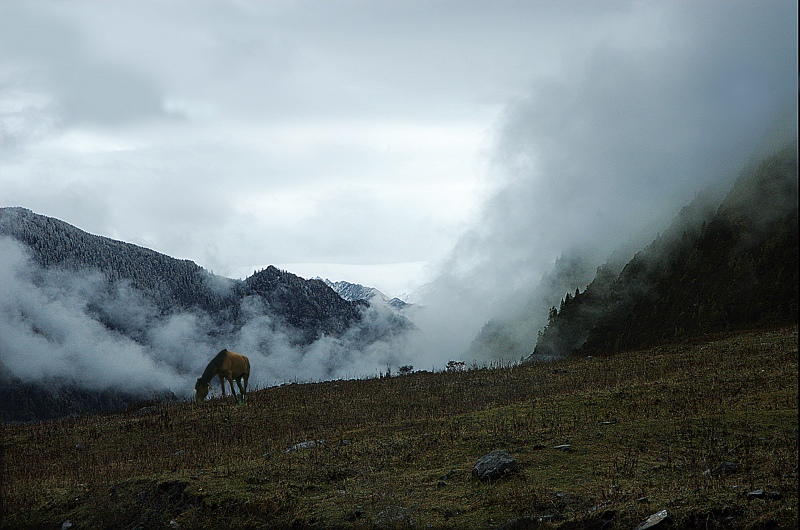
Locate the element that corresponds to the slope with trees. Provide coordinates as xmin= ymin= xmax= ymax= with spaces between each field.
xmin=530 ymin=143 xmax=798 ymax=360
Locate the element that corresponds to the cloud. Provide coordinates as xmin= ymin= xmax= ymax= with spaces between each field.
xmin=409 ymin=1 xmax=798 ymax=361
xmin=1 ymin=1 xmax=797 ymax=376
xmin=0 ymin=238 xmax=184 ymax=391
xmin=0 ymin=234 xmax=420 ymax=397
xmin=0 ymin=2 xmax=165 ymax=128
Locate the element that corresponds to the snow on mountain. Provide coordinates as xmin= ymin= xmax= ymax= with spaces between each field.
xmin=320 ymin=278 xmax=409 ymax=310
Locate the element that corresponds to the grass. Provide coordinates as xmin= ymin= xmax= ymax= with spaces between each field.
xmin=1 ymin=326 xmax=797 ymax=529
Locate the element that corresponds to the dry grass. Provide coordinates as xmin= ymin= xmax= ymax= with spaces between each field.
xmin=2 ymin=326 xmax=797 ymax=529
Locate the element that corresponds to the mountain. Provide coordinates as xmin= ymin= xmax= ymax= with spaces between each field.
xmin=322 ymin=278 xmax=409 ymax=309
xmin=528 ymin=143 xmax=798 ymax=360
xmin=0 ymin=208 xmax=368 ymax=342
xmin=0 ymin=208 xmax=413 ymax=421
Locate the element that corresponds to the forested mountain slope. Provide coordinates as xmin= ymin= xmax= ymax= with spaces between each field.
xmin=530 ymin=144 xmax=798 ymax=360
xmin=0 ymin=207 xmax=364 ymax=341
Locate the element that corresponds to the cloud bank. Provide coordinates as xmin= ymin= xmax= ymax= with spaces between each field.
xmin=0 ymin=237 xmax=417 ymax=397
xmin=409 ymin=1 xmax=798 ymax=362
xmin=0 ymin=2 xmax=796 ymax=388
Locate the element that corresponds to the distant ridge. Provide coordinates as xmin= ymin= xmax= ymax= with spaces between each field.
xmin=321 ymin=278 xmax=408 ymax=309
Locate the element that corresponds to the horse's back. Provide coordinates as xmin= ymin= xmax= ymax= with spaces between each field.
xmin=225 ymin=350 xmax=250 ymax=376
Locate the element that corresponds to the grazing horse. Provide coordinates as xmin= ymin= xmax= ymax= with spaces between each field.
xmin=195 ymin=349 xmax=250 ymax=403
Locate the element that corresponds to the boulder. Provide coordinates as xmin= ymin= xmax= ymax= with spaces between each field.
xmin=634 ymin=509 xmax=671 ymax=530
xmin=472 ymin=450 xmax=520 ymax=481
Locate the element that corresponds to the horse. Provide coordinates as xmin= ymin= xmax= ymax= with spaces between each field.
xmin=195 ymin=349 xmax=250 ymax=404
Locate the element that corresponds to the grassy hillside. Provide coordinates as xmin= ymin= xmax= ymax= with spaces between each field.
xmin=2 ymin=326 xmax=797 ymax=529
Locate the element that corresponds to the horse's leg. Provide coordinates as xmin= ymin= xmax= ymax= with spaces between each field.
xmin=235 ymin=377 xmax=246 ymax=404
xmin=228 ymin=376 xmax=238 ymax=403
xmin=219 ymin=374 xmax=227 ymax=399
xmin=243 ymin=372 xmax=249 ymax=403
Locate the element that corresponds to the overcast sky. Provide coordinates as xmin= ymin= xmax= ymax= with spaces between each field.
xmin=1 ymin=1 xmax=797 ymax=299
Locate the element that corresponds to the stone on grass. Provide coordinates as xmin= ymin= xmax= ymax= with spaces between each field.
xmin=634 ymin=509 xmax=671 ymax=530
xmin=472 ymin=450 xmax=520 ymax=481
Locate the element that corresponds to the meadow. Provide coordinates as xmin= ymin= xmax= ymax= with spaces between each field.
xmin=2 ymin=326 xmax=797 ymax=529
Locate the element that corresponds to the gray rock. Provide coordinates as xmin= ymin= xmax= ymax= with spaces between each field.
xmin=747 ymin=489 xmax=765 ymax=499
xmin=553 ymin=444 xmax=573 ymax=452
xmin=472 ymin=450 xmax=520 ymax=481
xmin=285 ymin=439 xmax=326 ymax=452
xmin=634 ymin=509 xmax=670 ymax=530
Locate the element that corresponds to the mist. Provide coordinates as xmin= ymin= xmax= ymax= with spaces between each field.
xmin=406 ymin=2 xmax=798 ymax=362
xmin=0 ymin=237 xmax=416 ymax=398
xmin=1 ymin=2 xmax=797 ymax=401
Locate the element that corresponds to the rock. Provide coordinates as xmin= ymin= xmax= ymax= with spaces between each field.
xmin=61 ymin=521 xmax=73 ymax=530
xmin=768 ymin=491 xmax=782 ymax=500
xmin=374 ymin=505 xmax=415 ymax=529
xmin=634 ymin=509 xmax=671 ymax=530
xmin=472 ymin=450 xmax=520 ymax=481
xmin=285 ymin=439 xmax=326 ymax=452
xmin=747 ymin=489 xmax=766 ymax=499
xmin=553 ymin=444 xmax=573 ymax=452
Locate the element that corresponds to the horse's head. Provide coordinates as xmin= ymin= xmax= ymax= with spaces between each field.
xmin=194 ymin=378 xmax=209 ymax=403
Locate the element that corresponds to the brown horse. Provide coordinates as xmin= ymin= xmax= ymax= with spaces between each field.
xmin=195 ymin=349 xmax=250 ymax=403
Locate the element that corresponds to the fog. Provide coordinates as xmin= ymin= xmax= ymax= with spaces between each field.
xmin=406 ymin=2 xmax=798 ymax=362
xmin=1 ymin=2 xmax=797 ymax=399
xmin=0 ymin=237 xmax=416 ymax=397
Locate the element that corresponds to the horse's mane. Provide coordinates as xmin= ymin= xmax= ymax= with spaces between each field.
xmin=198 ymin=349 xmax=229 ymax=385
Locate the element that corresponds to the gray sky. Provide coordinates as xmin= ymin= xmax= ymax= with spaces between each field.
xmin=1 ymin=0 xmax=797 ymax=300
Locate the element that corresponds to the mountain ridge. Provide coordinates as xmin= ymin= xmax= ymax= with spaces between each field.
xmin=321 ymin=278 xmax=409 ymax=310
xmin=528 ymin=143 xmax=798 ymax=361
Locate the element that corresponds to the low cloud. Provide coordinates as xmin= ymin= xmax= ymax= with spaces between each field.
xmin=407 ymin=1 xmax=798 ymax=362
xmin=0 ymin=236 xmax=418 ymax=397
